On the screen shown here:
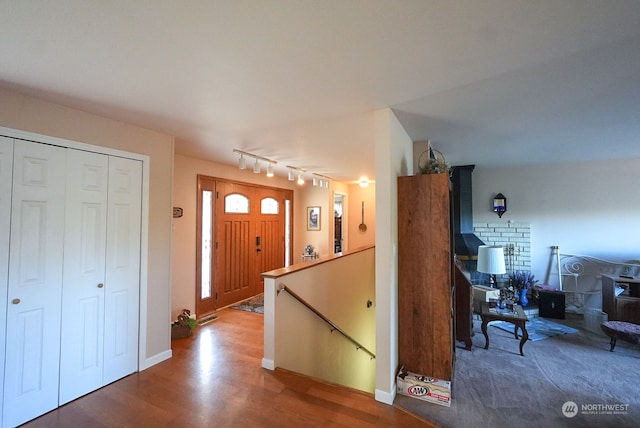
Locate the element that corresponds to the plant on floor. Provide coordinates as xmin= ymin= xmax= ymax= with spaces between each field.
xmin=171 ymin=309 xmax=198 ymax=339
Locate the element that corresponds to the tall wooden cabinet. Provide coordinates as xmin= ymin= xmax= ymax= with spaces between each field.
xmin=398 ymin=173 xmax=453 ymax=381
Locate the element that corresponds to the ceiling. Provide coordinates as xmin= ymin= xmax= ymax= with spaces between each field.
xmin=2 ymin=1 xmax=640 ymax=182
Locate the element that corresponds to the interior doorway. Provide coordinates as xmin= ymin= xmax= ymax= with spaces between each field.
xmin=334 ymin=193 xmax=345 ymax=253
xmin=196 ymin=175 xmax=292 ymax=319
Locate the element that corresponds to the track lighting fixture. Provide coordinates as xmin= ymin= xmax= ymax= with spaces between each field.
xmin=233 ymin=149 xmax=276 ymax=177
xmin=233 ymin=149 xmax=332 ymax=187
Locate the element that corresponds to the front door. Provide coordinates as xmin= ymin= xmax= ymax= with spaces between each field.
xmin=196 ymin=176 xmax=291 ymax=317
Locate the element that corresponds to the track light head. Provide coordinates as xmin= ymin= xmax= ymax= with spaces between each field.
xmin=238 ymin=154 xmax=246 ymax=170
xmin=267 ymin=163 xmax=274 ymax=177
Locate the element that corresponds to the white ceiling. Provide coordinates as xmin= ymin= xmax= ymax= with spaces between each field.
xmin=2 ymin=1 xmax=640 ymax=182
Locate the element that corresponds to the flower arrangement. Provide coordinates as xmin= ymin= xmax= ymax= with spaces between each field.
xmin=500 ymin=285 xmax=518 ymax=303
xmin=509 ymin=270 xmax=537 ymax=291
xmin=418 ymin=148 xmax=450 ymax=175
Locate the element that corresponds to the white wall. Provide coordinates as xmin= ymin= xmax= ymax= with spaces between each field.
xmin=346 ymin=182 xmax=376 ymax=251
xmin=374 ymin=108 xmax=413 ymax=404
xmin=0 ymin=86 xmax=175 ymax=367
xmin=264 ymin=247 xmax=376 ymax=393
xmin=472 ymin=158 xmax=640 ymax=286
xmin=172 ymin=154 xmax=377 ymax=319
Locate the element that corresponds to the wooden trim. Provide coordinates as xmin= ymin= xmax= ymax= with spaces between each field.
xmin=262 ymin=245 xmax=375 ymax=278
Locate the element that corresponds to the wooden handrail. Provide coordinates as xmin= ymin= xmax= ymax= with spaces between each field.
xmin=277 ymin=283 xmax=375 ymax=359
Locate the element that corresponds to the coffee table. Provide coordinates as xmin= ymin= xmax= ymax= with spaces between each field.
xmin=479 ymin=301 xmax=529 ymax=356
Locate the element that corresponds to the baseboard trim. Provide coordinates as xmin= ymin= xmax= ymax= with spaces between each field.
xmin=261 ymin=358 xmax=275 ymax=370
xmin=375 ymin=386 xmax=396 ymax=405
xmin=141 ymin=349 xmax=172 ymax=370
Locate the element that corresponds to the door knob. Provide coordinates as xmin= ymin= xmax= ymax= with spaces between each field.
xmin=12 ymin=298 xmax=20 ymax=304
xmin=97 ymin=283 xmax=104 ymax=288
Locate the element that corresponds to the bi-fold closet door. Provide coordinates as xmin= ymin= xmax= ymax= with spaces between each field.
xmin=1 ymin=137 xmax=142 ymax=428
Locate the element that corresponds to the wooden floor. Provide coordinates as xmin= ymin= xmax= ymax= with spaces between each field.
xmin=24 ymin=308 xmax=436 ymax=427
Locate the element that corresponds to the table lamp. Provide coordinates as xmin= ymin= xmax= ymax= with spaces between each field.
xmin=477 ymin=245 xmax=506 ymax=287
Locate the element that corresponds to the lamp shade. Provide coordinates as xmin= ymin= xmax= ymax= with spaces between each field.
xmin=477 ymin=245 xmax=506 ymax=274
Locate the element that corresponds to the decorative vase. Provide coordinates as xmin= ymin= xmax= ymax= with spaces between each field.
xmin=519 ymin=288 xmax=529 ymax=307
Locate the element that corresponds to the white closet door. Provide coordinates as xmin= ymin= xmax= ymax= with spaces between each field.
xmin=59 ymin=149 xmax=109 ymax=405
xmin=3 ymin=141 xmax=66 ymax=428
xmin=0 ymin=137 xmax=14 ymax=426
xmin=103 ymin=156 xmax=142 ymax=384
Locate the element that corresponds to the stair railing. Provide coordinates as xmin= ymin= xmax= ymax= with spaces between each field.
xmin=277 ymin=283 xmax=375 ymax=359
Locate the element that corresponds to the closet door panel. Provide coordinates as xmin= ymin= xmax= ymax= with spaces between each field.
xmin=3 ymin=141 xmax=66 ymax=428
xmin=0 ymin=137 xmax=14 ymax=425
xmin=103 ymin=156 xmax=142 ymax=384
xmin=59 ymin=149 xmax=108 ymax=405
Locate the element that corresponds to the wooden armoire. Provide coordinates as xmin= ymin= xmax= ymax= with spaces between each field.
xmin=398 ymin=173 xmax=453 ymax=381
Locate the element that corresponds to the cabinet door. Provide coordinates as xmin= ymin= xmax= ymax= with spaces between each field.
xmin=0 ymin=137 xmax=14 ymax=425
xmin=616 ymin=297 xmax=640 ymax=324
xmin=3 ymin=141 xmax=66 ymax=428
xmin=59 ymin=149 xmax=109 ymax=405
xmin=103 ymin=156 xmax=142 ymax=384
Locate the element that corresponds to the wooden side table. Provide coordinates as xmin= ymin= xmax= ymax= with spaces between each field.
xmin=480 ymin=301 xmax=529 ymax=356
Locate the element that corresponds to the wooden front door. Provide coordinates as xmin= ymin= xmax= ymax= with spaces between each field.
xmin=196 ymin=176 xmax=291 ymax=316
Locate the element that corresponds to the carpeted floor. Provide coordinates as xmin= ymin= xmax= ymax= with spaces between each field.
xmin=394 ymin=314 xmax=640 ymax=428
xmin=230 ymin=294 xmax=264 ymax=314
xmin=491 ymin=317 xmax=579 ymax=341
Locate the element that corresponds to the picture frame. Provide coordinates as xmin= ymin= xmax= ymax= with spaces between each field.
xmin=307 ymin=206 xmax=321 ymax=231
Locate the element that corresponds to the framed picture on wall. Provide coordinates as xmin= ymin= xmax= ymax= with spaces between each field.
xmin=307 ymin=206 xmax=321 ymax=231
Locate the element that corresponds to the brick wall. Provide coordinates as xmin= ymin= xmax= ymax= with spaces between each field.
xmin=474 ymin=221 xmax=531 ymax=285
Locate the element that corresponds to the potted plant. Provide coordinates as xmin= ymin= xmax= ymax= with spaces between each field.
xmin=171 ymin=309 xmax=198 ymax=339
xmin=509 ymin=271 xmax=538 ymax=306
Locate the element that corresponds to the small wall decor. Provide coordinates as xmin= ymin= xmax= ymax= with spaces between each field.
xmin=173 ymin=207 xmax=183 ymax=218
xmin=493 ymin=193 xmax=507 ymax=218
xmin=307 ymin=206 xmax=321 ymax=231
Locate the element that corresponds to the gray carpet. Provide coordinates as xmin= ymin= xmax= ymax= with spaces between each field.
xmin=491 ymin=317 xmax=579 ymax=341
xmin=394 ymin=314 xmax=640 ymax=428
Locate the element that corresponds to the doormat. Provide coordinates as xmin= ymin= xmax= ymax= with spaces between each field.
xmin=491 ymin=317 xmax=578 ymax=341
xmin=230 ymin=294 xmax=264 ymax=314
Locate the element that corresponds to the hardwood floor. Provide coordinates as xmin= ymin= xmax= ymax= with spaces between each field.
xmin=24 ymin=308 xmax=436 ymax=427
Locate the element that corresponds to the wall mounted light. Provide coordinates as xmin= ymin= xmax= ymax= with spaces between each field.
xmin=493 ymin=193 xmax=507 ymax=218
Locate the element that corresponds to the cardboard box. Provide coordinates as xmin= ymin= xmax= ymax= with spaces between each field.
xmin=473 ymin=285 xmax=500 ymax=310
xmin=397 ymin=368 xmax=451 ymax=407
